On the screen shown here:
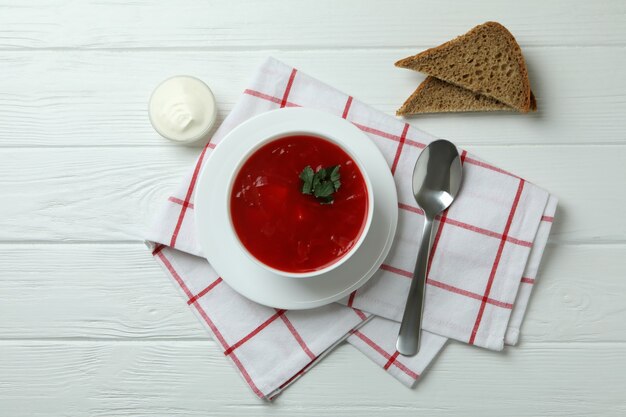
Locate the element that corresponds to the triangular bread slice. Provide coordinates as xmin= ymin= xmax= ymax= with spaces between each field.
xmin=397 ymin=76 xmax=536 ymax=115
xmin=395 ymin=22 xmax=532 ymax=112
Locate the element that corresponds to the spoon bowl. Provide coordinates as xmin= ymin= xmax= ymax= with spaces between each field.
xmin=397 ymin=139 xmax=463 ymax=356
xmin=412 ymin=140 xmax=463 ymax=216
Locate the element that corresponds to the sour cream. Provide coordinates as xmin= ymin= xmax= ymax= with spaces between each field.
xmin=149 ymin=76 xmax=217 ymax=143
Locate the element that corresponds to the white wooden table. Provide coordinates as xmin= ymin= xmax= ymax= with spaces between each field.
xmin=1 ymin=1 xmax=625 ymax=415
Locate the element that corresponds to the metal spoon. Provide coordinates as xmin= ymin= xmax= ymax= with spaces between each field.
xmin=396 ymin=139 xmax=463 ymax=356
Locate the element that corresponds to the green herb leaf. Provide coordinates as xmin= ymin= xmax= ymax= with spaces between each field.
xmin=314 ymin=181 xmax=335 ymax=198
xmin=299 ymin=165 xmax=314 ymax=194
xmin=299 ymin=165 xmax=342 ymax=204
xmin=311 ymin=172 xmax=321 ymax=193
xmin=328 ymin=165 xmax=341 ymax=192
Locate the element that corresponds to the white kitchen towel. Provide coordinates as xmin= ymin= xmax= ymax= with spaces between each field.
xmin=348 ymin=317 xmax=448 ymax=387
xmin=150 ymin=243 xmax=447 ymax=399
xmin=146 ymin=57 xmax=556 ymax=398
xmin=504 ymin=194 xmax=558 ymax=345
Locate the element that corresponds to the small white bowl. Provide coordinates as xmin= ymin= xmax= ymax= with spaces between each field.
xmin=148 ymin=75 xmax=217 ymax=144
xmin=227 ymin=131 xmax=375 ymax=279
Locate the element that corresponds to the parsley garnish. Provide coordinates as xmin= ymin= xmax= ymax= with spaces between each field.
xmin=300 ymin=165 xmax=341 ymax=204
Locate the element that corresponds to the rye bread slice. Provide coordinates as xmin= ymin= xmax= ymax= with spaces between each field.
xmin=395 ymin=22 xmax=533 ymax=112
xmin=397 ymin=76 xmax=537 ymax=115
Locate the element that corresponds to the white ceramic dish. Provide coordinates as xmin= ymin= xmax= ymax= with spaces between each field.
xmin=194 ymin=108 xmax=398 ymax=309
xmin=148 ymin=75 xmax=217 ymax=144
xmin=226 ymin=130 xmax=375 ymax=279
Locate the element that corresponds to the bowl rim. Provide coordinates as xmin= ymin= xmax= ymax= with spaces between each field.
xmin=226 ymin=131 xmax=375 ymax=279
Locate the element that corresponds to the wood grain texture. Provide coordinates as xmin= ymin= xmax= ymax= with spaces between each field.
xmin=1 ymin=340 xmax=625 ymax=416
xmin=0 ymin=47 xmax=624 ymax=147
xmin=0 ymin=145 xmax=623 ymax=243
xmin=0 ymin=243 xmax=624 ymax=342
xmin=1 ymin=0 xmax=625 ymax=415
xmin=0 ymin=0 xmax=624 ymax=49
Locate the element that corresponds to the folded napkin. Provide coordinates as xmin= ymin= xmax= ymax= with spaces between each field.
xmin=147 ymin=57 xmax=557 ymax=399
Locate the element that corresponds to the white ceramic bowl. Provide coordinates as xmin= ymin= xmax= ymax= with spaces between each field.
xmin=194 ymin=108 xmax=398 ymax=309
xmin=148 ymin=75 xmax=217 ymax=144
xmin=227 ymin=131 xmax=375 ymax=279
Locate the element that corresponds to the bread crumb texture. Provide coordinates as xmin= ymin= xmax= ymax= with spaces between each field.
xmin=397 ymin=76 xmax=513 ymax=115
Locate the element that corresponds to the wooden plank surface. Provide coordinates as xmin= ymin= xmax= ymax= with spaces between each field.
xmin=0 ymin=0 xmax=624 ymax=49
xmin=0 ymin=243 xmax=624 ymax=342
xmin=1 ymin=0 xmax=625 ymax=415
xmin=1 ymin=340 xmax=624 ymax=416
xmin=0 ymin=145 xmax=623 ymax=243
xmin=0 ymin=47 xmax=624 ymax=147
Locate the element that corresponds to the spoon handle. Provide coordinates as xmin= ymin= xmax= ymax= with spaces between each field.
xmin=397 ymin=215 xmax=434 ymax=356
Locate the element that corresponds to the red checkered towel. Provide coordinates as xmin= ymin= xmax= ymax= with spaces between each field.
xmin=146 ymin=57 xmax=557 ymax=399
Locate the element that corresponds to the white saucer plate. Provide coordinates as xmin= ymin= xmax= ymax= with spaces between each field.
xmin=194 ymin=108 xmax=398 ymax=309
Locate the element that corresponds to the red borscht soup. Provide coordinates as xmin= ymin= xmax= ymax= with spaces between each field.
xmin=230 ymin=135 xmax=369 ymax=274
